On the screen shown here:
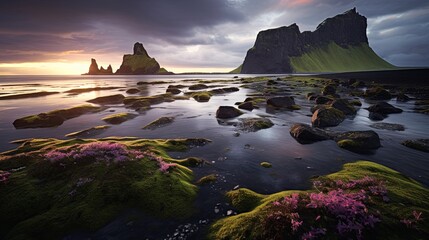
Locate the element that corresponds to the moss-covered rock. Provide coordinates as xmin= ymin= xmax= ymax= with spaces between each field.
xmin=367 ymin=102 xmax=403 ymax=114
xmin=290 ymin=123 xmax=331 ymax=144
xmin=191 ymin=92 xmax=212 ymax=102
xmin=365 ymin=87 xmax=392 ymax=100
xmin=196 ymin=174 xmax=217 ymax=185
xmin=401 ymin=139 xmax=429 ymax=153
xmin=260 ymin=162 xmax=272 ymax=168
xmin=65 ymin=125 xmax=110 ymax=137
xmin=238 ymin=118 xmax=273 ymax=132
xmin=216 ymin=106 xmax=243 ymax=119
xmin=87 ymin=94 xmax=125 ymax=104
xmin=330 ymin=99 xmax=357 ymax=115
xmin=0 ymin=137 xmax=211 ymax=240
xmin=13 ymin=105 xmax=103 ymax=129
xmin=335 ymin=130 xmax=381 ymax=152
xmin=208 ymin=161 xmax=429 ymax=240
xmin=142 ymin=117 xmax=175 ymax=130
xmin=102 ymin=113 xmax=137 ymax=124
xmin=311 ymin=107 xmax=345 ymax=128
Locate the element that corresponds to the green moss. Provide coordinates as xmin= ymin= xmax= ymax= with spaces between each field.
xmin=229 ymin=64 xmax=243 ymax=74
xmin=289 ymin=104 xmax=301 ymax=110
xmin=208 ymin=161 xmax=429 ymax=239
xmin=123 ymin=93 xmax=172 ymax=105
xmin=337 ymin=139 xmax=360 ymax=149
xmin=350 ymin=99 xmax=362 ymax=106
xmin=122 ymin=55 xmax=159 ymax=72
xmin=196 ymin=174 xmax=217 ymax=185
xmin=102 ymin=113 xmax=137 ymax=124
xmin=13 ymin=105 xmax=103 ymax=129
xmin=142 ymin=117 xmax=174 ymax=130
xmin=260 ymin=162 xmax=272 ymax=168
xmin=0 ymin=137 xmax=210 ymax=239
xmin=173 ymin=157 xmax=205 ymax=167
xmin=65 ymin=125 xmax=110 ymax=137
xmin=191 ymin=91 xmax=212 ymax=102
xmin=290 ymin=42 xmax=396 ymax=73
xmin=226 ymin=188 xmax=265 ymax=213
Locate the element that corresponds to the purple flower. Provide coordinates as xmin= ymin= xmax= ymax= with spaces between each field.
xmin=0 ymin=170 xmax=11 ymax=183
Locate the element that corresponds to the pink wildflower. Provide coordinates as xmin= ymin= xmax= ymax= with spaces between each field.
xmin=0 ymin=170 xmax=11 ymax=183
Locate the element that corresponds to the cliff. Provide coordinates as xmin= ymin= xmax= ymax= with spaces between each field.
xmin=240 ymin=8 xmax=395 ymax=74
xmin=85 ymin=42 xmax=172 ymax=75
xmin=87 ymin=59 xmax=113 ymax=75
xmin=116 ymin=42 xmax=163 ymax=75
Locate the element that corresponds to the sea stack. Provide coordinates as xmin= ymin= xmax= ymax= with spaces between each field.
xmin=87 ymin=59 xmax=113 ymax=75
xmin=239 ymin=8 xmax=395 ymax=73
xmin=115 ymin=42 xmax=162 ymax=74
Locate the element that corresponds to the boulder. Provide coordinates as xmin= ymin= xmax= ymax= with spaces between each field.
xmin=189 ymin=84 xmax=209 ymax=90
xmin=290 ymin=123 xmax=331 ymax=144
xmin=267 ymin=96 xmax=295 ymax=108
xmin=126 ymin=88 xmax=140 ymax=94
xmin=330 ymin=99 xmax=356 ymax=115
xmin=216 ymin=106 xmax=243 ymax=119
xmin=322 ymin=84 xmax=336 ymax=96
xmin=87 ymin=94 xmax=125 ymax=104
xmin=335 ymin=130 xmax=381 ymax=152
xmin=364 ymin=87 xmax=392 ymax=100
xmin=396 ymin=93 xmax=410 ymax=102
xmin=367 ymin=102 xmax=403 ymax=114
xmin=13 ymin=113 xmax=64 ymax=129
xmin=166 ymin=87 xmax=181 ymax=95
xmin=370 ymin=123 xmax=405 ymax=131
xmin=238 ymin=102 xmax=254 ymax=111
xmin=401 ymin=139 xmax=429 ymax=153
xmin=238 ymin=118 xmax=273 ymax=132
xmin=315 ymin=96 xmax=332 ymax=104
xmin=311 ymin=107 xmax=345 ymax=128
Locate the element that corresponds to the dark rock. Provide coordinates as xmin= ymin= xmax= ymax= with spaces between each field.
xmin=396 ymin=93 xmax=410 ymax=102
xmin=290 ymin=123 xmax=331 ymax=144
xmin=166 ymin=87 xmax=181 ymax=95
xmin=189 ymin=84 xmax=209 ymax=90
xmin=322 ymin=85 xmax=336 ymax=96
xmin=315 ymin=96 xmax=332 ymax=104
xmin=13 ymin=113 xmax=64 ymax=129
xmin=368 ymin=112 xmax=386 ymax=121
xmin=87 ymin=94 xmax=125 ymax=104
xmin=142 ymin=117 xmax=175 ymax=130
xmin=238 ymin=102 xmax=254 ymax=111
xmin=115 ymin=42 xmax=162 ymax=75
xmin=267 ymin=96 xmax=295 ymax=108
xmin=367 ymin=102 xmax=403 ymax=114
xmin=330 ymin=99 xmax=356 ymax=115
xmin=311 ymin=104 xmax=326 ymax=113
xmin=401 ymin=139 xmax=429 ymax=153
xmin=126 ymin=88 xmax=140 ymax=94
xmin=216 ymin=106 xmax=243 ymax=119
xmin=364 ymin=87 xmax=392 ymax=100
xmin=240 ymin=8 xmax=373 ymax=74
xmin=335 ymin=130 xmax=381 ymax=152
xmin=87 ymin=59 xmax=113 ymax=75
xmin=267 ymin=79 xmax=278 ymax=85
xmin=311 ymin=107 xmax=345 ymax=128
xmin=238 ymin=118 xmax=273 ymax=132
xmin=370 ymin=123 xmax=405 ymax=131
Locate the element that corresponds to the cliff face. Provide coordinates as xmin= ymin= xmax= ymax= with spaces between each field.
xmin=115 ymin=42 xmax=161 ymax=75
xmin=85 ymin=42 xmax=171 ymax=75
xmin=87 ymin=59 xmax=113 ymax=75
xmin=240 ymin=8 xmax=394 ymax=73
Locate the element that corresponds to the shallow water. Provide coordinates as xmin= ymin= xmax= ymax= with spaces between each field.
xmin=0 ymin=74 xmax=428 ymax=239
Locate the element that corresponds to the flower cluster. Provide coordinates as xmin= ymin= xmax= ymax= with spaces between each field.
xmin=43 ymin=142 xmax=176 ymax=173
xmin=401 ymin=210 xmax=423 ymax=228
xmin=142 ymin=150 xmax=177 ymax=173
xmin=264 ymin=176 xmax=387 ymax=240
xmin=0 ymin=170 xmax=11 ymax=184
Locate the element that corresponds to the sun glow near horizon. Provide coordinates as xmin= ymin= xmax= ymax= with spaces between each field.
xmin=0 ymin=62 xmax=235 ymax=75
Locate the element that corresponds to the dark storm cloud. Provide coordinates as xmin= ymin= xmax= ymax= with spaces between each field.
xmin=0 ymin=0 xmax=428 ymax=68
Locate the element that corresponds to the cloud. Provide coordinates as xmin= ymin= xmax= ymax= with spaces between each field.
xmin=0 ymin=0 xmax=428 ymax=72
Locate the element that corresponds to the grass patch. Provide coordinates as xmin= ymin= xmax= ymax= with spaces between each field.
xmin=290 ymin=42 xmax=396 ymax=73
xmin=0 ymin=137 xmax=211 ymax=239
xmin=208 ymin=161 xmax=429 ymax=239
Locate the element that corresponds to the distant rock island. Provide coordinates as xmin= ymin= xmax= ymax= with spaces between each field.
xmin=85 ymin=42 xmax=171 ymax=75
xmin=235 ymin=8 xmax=396 ymax=74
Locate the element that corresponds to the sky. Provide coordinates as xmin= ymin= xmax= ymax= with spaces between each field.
xmin=0 ymin=0 xmax=428 ymax=75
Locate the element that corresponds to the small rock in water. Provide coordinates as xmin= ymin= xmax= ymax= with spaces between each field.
xmin=233 ymin=185 xmax=240 ymax=190
xmin=227 ymin=210 xmax=233 ymax=216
